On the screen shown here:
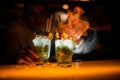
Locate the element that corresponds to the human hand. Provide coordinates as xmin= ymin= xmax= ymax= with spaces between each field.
xmin=16 ymin=49 xmax=40 ymax=65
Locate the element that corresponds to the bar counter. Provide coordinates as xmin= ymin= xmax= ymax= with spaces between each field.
xmin=0 ymin=59 xmax=120 ymax=80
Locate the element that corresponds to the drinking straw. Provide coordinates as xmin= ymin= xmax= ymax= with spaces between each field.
xmin=48 ymin=15 xmax=53 ymax=32
xmin=46 ymin=18 xmax=49 ymax=32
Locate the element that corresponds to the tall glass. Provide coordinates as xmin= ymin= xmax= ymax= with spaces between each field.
xmin=32 ymin=34 xmax=51 ymax=64
xmin=55 ymin=38 xmax=74 ymax=67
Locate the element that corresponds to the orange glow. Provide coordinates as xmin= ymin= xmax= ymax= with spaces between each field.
xmin=0 ymin=60 xmax=120 ymax=79
xmin=62 ymin=4 xmax=69 ymax=10
xmin=58 ymin=6 xmax=89 ymax=41
xmin=48 ymin=32 xmax=53 ymax=40
xmin=61 ymin=32 xmax=69 ymax=38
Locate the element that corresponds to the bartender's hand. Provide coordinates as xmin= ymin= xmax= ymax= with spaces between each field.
xmin=16 ymin=49 xmax=40 ymax=65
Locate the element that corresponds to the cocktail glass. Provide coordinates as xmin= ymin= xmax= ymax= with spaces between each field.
xmin=33 ymin=35 xmax=51 ymax=64
xmin=55 ymin=39 xmax=74 ymax=67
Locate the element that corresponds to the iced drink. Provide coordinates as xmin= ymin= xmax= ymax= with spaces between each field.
xmin=33 ymin=35 xmax=51 ymax=64
xmin=55 ymin=39 xmax=74 ymax=67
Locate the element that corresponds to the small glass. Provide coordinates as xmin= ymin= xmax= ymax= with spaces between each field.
xmin=55 ymin=38 xmax=74 ymax=67
xmin=32 ymin=34 xmax=52 ymax=64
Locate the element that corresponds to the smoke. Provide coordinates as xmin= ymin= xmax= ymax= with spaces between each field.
xmin=73 ymin=29 xmax=97 ymax=54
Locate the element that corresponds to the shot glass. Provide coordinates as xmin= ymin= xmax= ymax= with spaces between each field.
xmin=55 ymin=39 xmax=74 ymax=67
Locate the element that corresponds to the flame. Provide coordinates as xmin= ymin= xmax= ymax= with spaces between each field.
xmin=57 ymin=6 xmax=97 ymax=54
xmin=58 ymin=6 xmax=89 ymax=41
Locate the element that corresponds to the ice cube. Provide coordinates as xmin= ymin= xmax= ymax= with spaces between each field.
xmin=33 ymin=35 xmax=51 ymax=46
xmin=62 ymin=39 xmax=73 ymax=49
xmin=55 ymin=40 xmax=62 ymax=47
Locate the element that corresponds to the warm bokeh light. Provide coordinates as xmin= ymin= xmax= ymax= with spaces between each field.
xmin=54 ymin=11 xmax=68 ymax=23
xmin=62 ymin=4 xmax=69 ymax=10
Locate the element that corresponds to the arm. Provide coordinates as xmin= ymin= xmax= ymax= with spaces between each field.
xmin=3 ymin=21 xmax=40 ymax=65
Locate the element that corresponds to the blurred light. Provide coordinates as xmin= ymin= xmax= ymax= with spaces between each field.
xmin=62 ymin=4 xmax=69 ymax=10
xmin=54 ymin=11 xmax=68 ymax=23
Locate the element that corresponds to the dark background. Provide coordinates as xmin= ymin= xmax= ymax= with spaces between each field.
xmin=0 ymin=0 xmax=117 ymax=61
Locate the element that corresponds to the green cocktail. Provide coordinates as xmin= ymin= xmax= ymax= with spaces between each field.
xmin=55 ymin=39 xmax=74 ymax=67
xmin=33 ymin=35 xmax=51 ymax=64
